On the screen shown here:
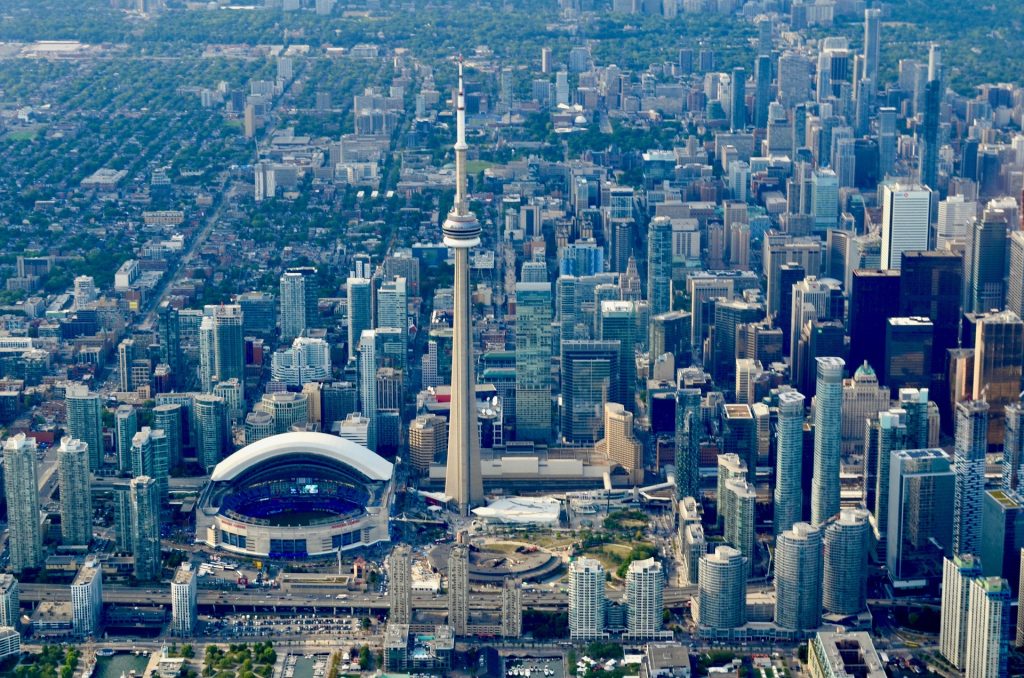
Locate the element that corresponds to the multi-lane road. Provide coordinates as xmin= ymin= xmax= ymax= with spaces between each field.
xmin=17 ymin=581 xmax=706 ymax=614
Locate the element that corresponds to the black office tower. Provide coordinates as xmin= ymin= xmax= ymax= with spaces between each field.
xmin=754 ymin=54 xmax=771 ymax=129
xmin=899 ymin=250 xmax=963 ymax=376
xmin=777 ymin=263 xmax=805 ymax=354
xmin=849 ymin=269 xmax=901 ymax=374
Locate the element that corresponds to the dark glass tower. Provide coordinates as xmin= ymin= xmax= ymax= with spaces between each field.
xmin=849 ymin=269 xmax=901 ymax=375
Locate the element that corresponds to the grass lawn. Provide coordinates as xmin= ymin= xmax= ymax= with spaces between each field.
xmin=486 ymin=542 xmax=527 ymax=554
xmin=583 ymin=541 xmax=654 ymax=576
xmin=7 ymin=129 xmax=38 ymax=141
xmin=465 ymin=159 xmax=493 ymax=174
xmin=532 ymin=533 xmax=577 ymax=549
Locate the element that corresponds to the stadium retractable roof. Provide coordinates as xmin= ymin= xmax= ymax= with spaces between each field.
xmin=210 ymin=431 xmax=393 ymax=483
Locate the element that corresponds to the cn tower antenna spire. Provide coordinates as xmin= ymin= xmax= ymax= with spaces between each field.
xmin=454 ymin=57 xmax=468 ymax=217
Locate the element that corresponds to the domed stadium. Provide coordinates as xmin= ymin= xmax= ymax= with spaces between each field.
xmin=195 ymin=432 xmax=394 ymax=559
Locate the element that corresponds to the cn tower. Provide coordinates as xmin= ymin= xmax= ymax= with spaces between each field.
xmin=443 ymin=61 xmax=484 ymax=515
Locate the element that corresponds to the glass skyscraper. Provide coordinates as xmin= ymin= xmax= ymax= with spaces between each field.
xmin=811 ymin=357 xmax=844 ymax=526
xmin=514 ymin=282 xmax=553 ymax=442
xmin=774 ymin=390 xmax=806 ymax=534
xmin=953 ymin=400 xmax=990 ymax=556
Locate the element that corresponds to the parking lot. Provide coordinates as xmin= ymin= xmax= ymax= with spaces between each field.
xmin=201 ymin=612 xmax=372 ymax=640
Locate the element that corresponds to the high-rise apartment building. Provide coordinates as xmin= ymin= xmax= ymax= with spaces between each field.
xmin=965 ymin=577 xmax=1011 ymax=678
xmin=681 ymin=521 xmax=706 ymax=587
xmin=130 ymin=426 xmax=169 ymax=503
xmin=193 ymin=394 xmax=227 ymax=472
xmin=716 ymin=453 xmax=747 ymax=532
xmin=863 ymin=9 xmax=881 ymax=84
xmin=347 ymin=277 xmax=373 ymax=363
xmin=4 ymin=434 xmax=42 ymax=573
xmin=271 ymin=337 xmax=332 ymax=387
xmin=130 ymin=475 xmax=161 ymax=581
xmin=501 ymin=577 xmax=522 ymax=638
xmin=279 ymin=270 xmax=307 ymax=342
xmin=774 ymin=522 xmax=823 ymax=630
xmin=171 ymin=563 xmax=198 ymax=637
xmin=723 ymin=479 xmax=756 ymax=575
xmin=647 ymin=217 xmax=673 ymax=316
xmin=980 ymin=490 xmax=1024 ymax=593
xmin=152 ymin=404 xmax=182 ymax=471
xmin=376 ymin=276 xmax=408 ymax=372
xmin=823 ymin=508 xmax=870 ymax=616
xmin=811 ymin=357 xmax=844 ymax=526
xmin=280 ymin=267 xmax=319 ymax=340
xmin=71 ymin=560 xmax=102 ymax=637
xmin=774 ymin=390 xmax=806 ymax=534
xmin=569 ymin=557 xmax=606 ymax=641
xmin=255 ymin=391 xmax=309 ymax=435
xmin=1018 ymin=549 xmax=1024 ymax=648
xmin=114 ymin=405 xmax=137 ymax=473
xmin=940 ymin=553 xmax=983 ymax=670
xmin=954 ymin=401 xmax=990 ymax=556
xmin=157 ymin=301 xmax=183 ymax=388
xmin=675 ymin=388 xmax=702 ymax=500
xmin=358 ymin=330 xmax=381 ymax=450
xmin=1005 ymin=403 xmax=1024 ymax=492
xmin=242 ymin=411 xmax=274 ymax=448
xmin=58 ymin=437 xmax=92 ymax=546
xmin=696 ymin=546 xmax=746 ymax=630
xmin=65 ymin=385 xmax=104 ymax=470
xmin=624 ymin=557 xmax=665 ymax=640
xmin=209 ymin=304 xmax=245 ymax=394
xmin=1008 ymin=231 xmax=1024 ymax=319
xmin=0 ymin=575 xmax=18 ymax=628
